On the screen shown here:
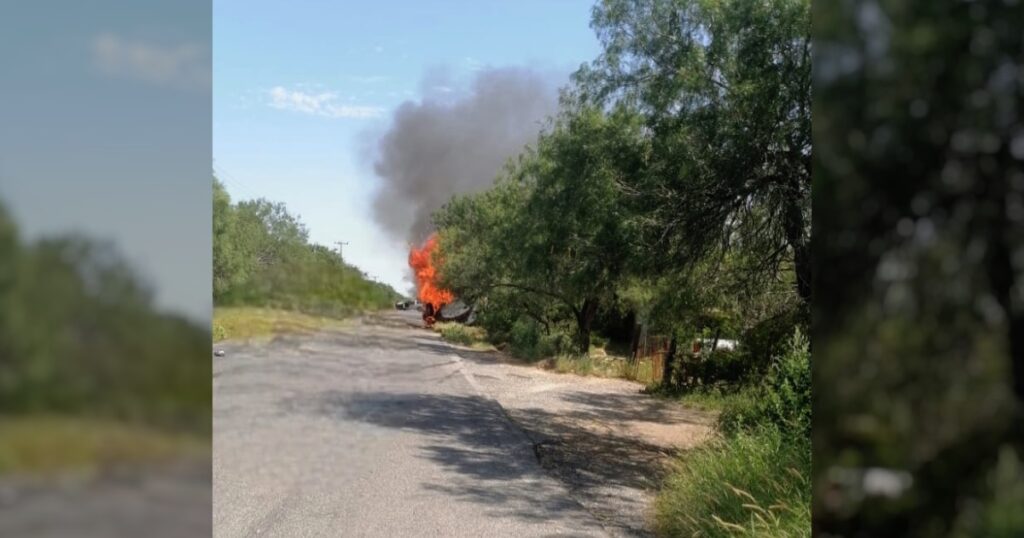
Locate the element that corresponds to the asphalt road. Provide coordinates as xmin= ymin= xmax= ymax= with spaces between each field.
xmin=213 ymin=311 xmax=616 ymax=537
xmin=0 ymin=460 xmax=212 ymax=538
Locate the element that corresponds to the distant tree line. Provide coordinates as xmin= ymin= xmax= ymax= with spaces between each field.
xmin=0 ymin=201 xmax=210 ymax=432
xmin=213 ymin=178 xmax=399 ymax=317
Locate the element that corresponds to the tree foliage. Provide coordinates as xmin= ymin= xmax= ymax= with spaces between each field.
xmin=0 ymin=202 xmax=210 ymax=432
xmin=213 ymin=178 xmax=399 ymax=316
xmin=436 ymin=106 xmax=648 ymax=353
xmin=436 ymin=0 xmax=809 ymax=372
xmin=575 ymin=0 xmax=811 ymax=312
xmin=815 ymin=0 xmax=1024 ymax=535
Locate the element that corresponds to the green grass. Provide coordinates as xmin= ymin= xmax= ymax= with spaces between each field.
xmin=656 ymin=426 xmax=811 ymax=537
xmin=677 ymin=385 xmax=760 ymax=413
xmin=552 ymin=354 xmax=597 ymax=376
xmin=621 ymin=359 xmax=655 ymax=384
xmin=435 ymin=322 xmax=491 ymax=348
xmin=212 ymin=306 xmax=350 ymax=343
xmin=0 ymin=415 xmax=208 ymax=476
xmin=546 ymin=353 xmax=657 ymax=384
xmin=641 ymin=381 xmax=762 ymax=414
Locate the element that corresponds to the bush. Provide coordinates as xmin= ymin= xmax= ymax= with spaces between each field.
xmin=473 ymin=300 xmax=517 ymax=344
xmin=719 ymin=329 xmax=810 ymax=436
xmin=678 ymin=348 xmax=756 ymax=388
xmin=540 ymin=330 xmax=573 ymax=356
xmin=739 ymin=306 xmax=803 ymax=373
xmin=212 ymin=322 xmax=228 ymax=342
xmin=656 ymin=425 xmax=811 ymax=537
xmin=436 ymin=322 xmax=485 ymax=346
xmin=498 ymin=317 xmax=577 ymax=361
xmin=507 ymin=318 xmax=542 ymax=358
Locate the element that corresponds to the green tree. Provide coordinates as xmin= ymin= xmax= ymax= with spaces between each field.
xmin=437 ymin=106 xmax=648 ymax=353
xmin=0 ymin=200 xmax=211 ymax=430
xmin=574 ymin=0 xmax=811 ymax=316
xmin=213 ymin=177 xmax=245 ymax=298
xmin=212 ymin=179 xmax=399 ymax=316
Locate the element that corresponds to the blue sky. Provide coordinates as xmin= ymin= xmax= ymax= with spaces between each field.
xmin=0 ymin=0 xmax=211 ymax=322
xmin=214 ymin=0 xmax=602 ymax=294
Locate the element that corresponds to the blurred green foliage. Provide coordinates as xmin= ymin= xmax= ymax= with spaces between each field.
xmin=0 ymin=202 xmax=210 ymax=433
xmin=213 ymin=178 xmax=400 ymax=316
xmin=815 ymin=0 xmax=1024 ymax=535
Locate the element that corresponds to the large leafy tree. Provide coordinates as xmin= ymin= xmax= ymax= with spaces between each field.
xmin=437 ymin=106 xmax=648 ymax=352
xmin=573 ymin=0 xmax=811 ymax=316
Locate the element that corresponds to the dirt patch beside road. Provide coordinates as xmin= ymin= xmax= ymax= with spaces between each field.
xmin=440 ymin=337 xmax=717 ymax=537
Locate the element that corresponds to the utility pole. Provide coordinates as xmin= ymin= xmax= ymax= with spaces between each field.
xmin=334 ymin=241 xmax=349 ymax=259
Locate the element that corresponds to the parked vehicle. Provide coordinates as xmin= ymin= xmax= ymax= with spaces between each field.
xmin=692 ymin=338 xmax=738 ymax=354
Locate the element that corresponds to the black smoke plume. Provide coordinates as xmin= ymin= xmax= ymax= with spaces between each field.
xmin=371 ymin=67 xmax=560 ymax=243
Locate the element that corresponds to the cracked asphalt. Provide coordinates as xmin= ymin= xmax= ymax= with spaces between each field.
xmin=213 ymin=310 xmax=713 ymax=537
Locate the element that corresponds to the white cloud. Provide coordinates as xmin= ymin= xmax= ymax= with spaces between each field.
xmin=91 ymin=33 xmax=210 ymax=91
xmin=267 ymin=86 xmax=384 ymax=119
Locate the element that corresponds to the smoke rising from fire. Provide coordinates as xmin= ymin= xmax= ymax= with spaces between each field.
xmin=371 ymin=66 xmax=560 ymax=244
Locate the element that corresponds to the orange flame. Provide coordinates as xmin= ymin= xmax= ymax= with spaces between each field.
xmin=408 ymin=233 xmax=454 ymax=313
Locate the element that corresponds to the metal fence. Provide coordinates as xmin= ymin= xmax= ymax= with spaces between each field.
xmin=631 ymin=326 xmax=671 ymax=384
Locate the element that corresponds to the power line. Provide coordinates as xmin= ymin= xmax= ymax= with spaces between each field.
xmin=214 ymin=164 xmax=263 ymax=201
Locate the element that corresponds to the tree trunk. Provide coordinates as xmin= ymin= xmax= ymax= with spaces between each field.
xmin=1010 ymin=312 xmax=1024 ymax=405
xmin=629 ymin=319 xmax=641 ymax=364
xmin=662 ymin=336 xmax=678 ymax=387
xmin=575 ymin=297 xmax=599 ymax=355
xmin=784 ymin=189 xmax=812 ymax=311
xmin=987 ymin=229 xmax=1024 ymax=404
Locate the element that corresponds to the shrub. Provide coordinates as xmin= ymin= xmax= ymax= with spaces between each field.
xmin=474 ymin=300 xmax=517 ymax=344
xmin=739 ymin=306 xmax=803 ymax=374
xmin=497 ymin=316 xmax=577 ymax=361
xmin=508 ymin=318 xmax=543 ymax=359
xmin=212 ymin=322 xmax=228 ymax=343
xmin=719 ymin=329 xmax=810 ymax=436
xmin=436 ymin=322 xmax=485 ymax=346
xmin=678 ymin=348 xmax=755 ymax=388
xmin=656 ymin=425 xmax=811 ymax=537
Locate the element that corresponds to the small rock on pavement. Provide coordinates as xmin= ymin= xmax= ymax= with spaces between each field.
xmin=214 ymin=350 xmax=226 ymax=357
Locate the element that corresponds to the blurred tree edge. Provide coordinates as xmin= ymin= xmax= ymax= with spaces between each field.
xmin=815 ymin=0 xmax=1024 ymax=536
xmin=0 ymin=200 xmax=211 ymax=435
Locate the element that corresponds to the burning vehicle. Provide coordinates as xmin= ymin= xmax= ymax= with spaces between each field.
xmin=408 ymin=234 xmax=474 ymax=327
